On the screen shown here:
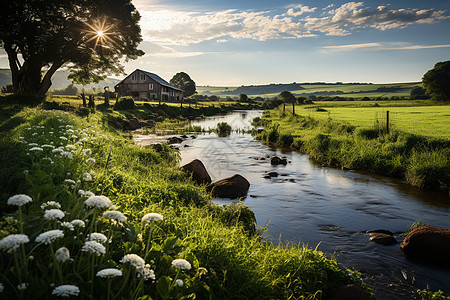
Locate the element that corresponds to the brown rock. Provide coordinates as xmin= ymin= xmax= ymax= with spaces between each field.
xmin=369 ymin=233 xmax=397 ymax=246
xmin=400 ymin=226 xmax=450 ymax=267
xmin=208 ymin=174 xmax=250 ymax=199
xmin=329 ymin=284 xmax=372 ymax=300
xmin=126 ymin=117 xmax=141 ymax=130
xmin=181 ymin=159 xmax=212 ymax=185
xmin=271 ymin=156 xmax=287 ymax=165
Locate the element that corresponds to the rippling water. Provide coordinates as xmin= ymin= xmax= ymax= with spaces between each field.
xmin=135 ymin=110 xmax=450 ymax=299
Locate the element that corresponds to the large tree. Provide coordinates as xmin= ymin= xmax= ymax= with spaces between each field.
xmin=422 ymin=61 xmax=450 ymax=102
xmin=0 ymin=0 xmax=144 ymax=95
xmin=279 ymin=91 xmax=296 ymax=114
xmin=170 ymin=72 xmax=196 ymax=97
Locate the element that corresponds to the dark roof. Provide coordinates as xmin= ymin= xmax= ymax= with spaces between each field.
xmin=115 ymin=69 xmax=183 ymax=92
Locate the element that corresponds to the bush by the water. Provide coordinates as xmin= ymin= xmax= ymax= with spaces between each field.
xmin=215 ymin=122 xmax=232 ymax=136
xmin=0 ymin=105 xmax=363 ymax=299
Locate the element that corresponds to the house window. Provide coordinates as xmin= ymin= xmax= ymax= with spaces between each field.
xmin=140 ymin=74 xmax=146 ymax=81
xmin=149 ymin=83 xmax=154 ymax=90
xmin=131 ymin=74 xmax=136 ymax=81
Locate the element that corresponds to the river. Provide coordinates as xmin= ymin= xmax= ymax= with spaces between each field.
xmin=134 ymin=110 xmax=450 ymax=299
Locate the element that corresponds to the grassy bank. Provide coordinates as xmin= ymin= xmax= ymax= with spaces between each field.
xmin=255 ymin=103 xmax=450 ymax=192
xmin=0 ymin=103 xmax=365 ymax=299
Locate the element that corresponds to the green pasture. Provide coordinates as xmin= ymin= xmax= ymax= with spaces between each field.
xmin=288 ymin=101 xmax=450 ymax=139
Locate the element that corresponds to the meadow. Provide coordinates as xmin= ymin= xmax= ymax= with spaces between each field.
xmin=0 ymin=101 xmax=365 ymax=299
xmin=255 ymin=100 xmax=450 ymax=192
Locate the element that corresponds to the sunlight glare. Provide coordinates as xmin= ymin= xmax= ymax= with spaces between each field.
xmin=97 ymin=31 xmax=104 ymax=37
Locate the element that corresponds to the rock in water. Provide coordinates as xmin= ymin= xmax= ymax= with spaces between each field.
xmin=270 ymin=156 xmax=287 ymax=165
xmin=208 ymin=174 xmax=250 ymax=199
xmin=181 ymin=159 xmax=212 ymax=185
xmin=400 ymin=226 xmax=450 ymax=267
xmin=369 ymin=233 xmax=397 ymax=246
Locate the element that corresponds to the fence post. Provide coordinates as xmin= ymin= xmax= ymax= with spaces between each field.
xmin=386 ymin=110 xmax=389 ymax=134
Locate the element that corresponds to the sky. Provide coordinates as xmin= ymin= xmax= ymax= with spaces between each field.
xmin=1 ymin=0 xmax=450 ymax=85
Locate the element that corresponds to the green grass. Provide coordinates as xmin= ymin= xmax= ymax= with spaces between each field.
xmin=294 ymin=100 xmax=450 ymax=139
xmin=0 ymin=103 xmax=366 ymax=299
xmin=256 ymin=102 xmax=450 ymax=191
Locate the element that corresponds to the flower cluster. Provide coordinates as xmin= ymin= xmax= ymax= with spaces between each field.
xmin=7 ymin=194 xmax=33 ymax=207
xmin=0 ymin=234 xmax=30 ymax=253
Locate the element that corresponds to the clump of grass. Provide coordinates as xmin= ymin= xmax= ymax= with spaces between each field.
xmin=215 ymin=122 xmax=232 ymax=136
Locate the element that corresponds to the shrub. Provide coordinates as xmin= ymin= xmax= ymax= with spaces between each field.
xmin=114 ymin=96 xmax=136 ymax=110
xmin=215 ymin=122 xmax=232 ymax=136
xmin=278 ymin=133 xmax=294 ymax=147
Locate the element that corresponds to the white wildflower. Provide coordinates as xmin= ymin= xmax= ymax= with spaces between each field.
xmin=28 ymin=256 xmax=34 ymax=260
xmin=61 ymin=151 xmax=73 ymax=159
xmin=52 ymin=285 xmax=80 ymax=297
xmin=86 ymin=158 xmax=95 ymax=164
xmin=175 ymin=279 xmax=184 ymax=287
xmin=42 ymin=144 xmax=55 ymax=149
xmin=36 ymin=230 xmax=64 ymax=245
xmin=42 ymin=157 xmax=54 ymax=164
xmin=0 ymin=282 xmax=4 ymax=292
xmin=29 ymin=147 xmax=43 ymax=152
xmin=142 ymin=213 xmax=163 ymax=223
xmin=102 ymin=211 xmax=127 ymax=222
xmin=55 ymin=247 xmax=70 ymax=263
xmin=82 ymin=149 xmax=92 ymax=156
xmin=64 ymin=179 xmax=76 ymax=186
xmin=70 ymin=135 xmax=78 ymax=139
xmin=44 ymin=209 xmax=65 ymax=220
xmin=171 ymin=259 xmax=191 ymax=270
xmin=66 ymin=145 xmax=76 ymax=151
xmin=87 ymin=233 xmax=107 ymax=243
xmin=82 ymin=173 xmax=92 ymax=181
xmin=81 ymin=241 xmax=105 ymax=256
xmin=120 ymin=254 xmax=145 ymax=267
xmin=41 ymin=201 xmax=61 ymax=210
xmin=7 ymin=194 xmax=32 ymax=207
xmin=0 ymin=234 xmax=30 ymax=253
xmin=70 ymin=219 xmax=85 ymax=228
xmin=66 ymin=129 xmax=74 ymax=134
xmin=60 ymin=222 xmax=74 ymax=231
xmin=28 ymin=143 xmax=38 ymax=146
xmin=60 ymin=136 xmax=68 ymax=141
xmin=17 ymin=283 xmax=28 ymax=291
xmin=96 ymin=268 xmax=123 ymax=278
xmin=23 ymin=170 xmax=29 ymax=176
xmin=85 ymin=196 xmax=111 ymax=209
xmin=52 ymin=148 xmax=64 ymax=154
xmin=137 ymin=265 xmax=155 ymax=281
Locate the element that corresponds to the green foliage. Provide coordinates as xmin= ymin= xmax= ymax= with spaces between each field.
xmin=1 ymin=0 xmax=144 ymax=95
xmin=215 ymin=122 xmax=232 ymax=136
xmin=279 ymin=91 xmax=296 ymax=103
xmin=52 ymin=84 xmax=79 ymax=96
xmin=418 ymin=288 xmax=450 ymax=300
xmin=422 ymin=61 xmax=450 ymax=102
xmin=170 ymin=72 xmax=196 ymax=98
xmin=238 ymin=94 xmax=248 ymax=102
xmin=114 ymin=97 xmax=136 ymax=110
xmin=410 ymin=86 xmax=429 ymax=100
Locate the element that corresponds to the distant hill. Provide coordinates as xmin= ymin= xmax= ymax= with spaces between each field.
xmin=0 ymin=68 xmax=120 ymax=90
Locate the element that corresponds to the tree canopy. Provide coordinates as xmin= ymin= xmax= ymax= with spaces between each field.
xmin=0 ymin=0 xmax=144 ymax=95
xmin=279 ymin=91 xmax=296 ymax=103
xmin=170 ymin=72 xmax=196 ymax=97
xmin=422 ymin=61 xmax=450 ymax=102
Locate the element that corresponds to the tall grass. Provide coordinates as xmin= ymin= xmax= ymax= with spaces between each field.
xmin=0 ymin=105 xmax=364 ymax=299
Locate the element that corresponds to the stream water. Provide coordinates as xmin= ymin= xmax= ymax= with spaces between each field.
xmin=134 ymin=110 xmax=450 ymax=299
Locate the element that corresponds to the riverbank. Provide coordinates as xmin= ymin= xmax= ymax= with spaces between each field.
xmin=0 ymin=103 xmax=367 ymax=299
xmin=254 ymin=103 xmax=450 ymax=192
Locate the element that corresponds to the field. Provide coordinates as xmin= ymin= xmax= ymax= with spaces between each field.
xmin=255 ymin=100 xmax=450 ymax=191
xmin=197 ymin=82 xmax=421 ymax=98
xmin=292 ymin=100 xmax=450 ymax=139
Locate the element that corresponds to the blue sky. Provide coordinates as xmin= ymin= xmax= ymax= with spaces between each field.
xmin=1 ymin=0 xmax=450 ymax=85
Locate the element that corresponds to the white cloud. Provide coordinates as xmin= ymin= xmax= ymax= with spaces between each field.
xmin=216 ymin=39 xmax=229 ymax=43
xmin=135 ymin=2 xmax=449 ymax=45
xmin=321 ymin=42 xmax=450 ymax=52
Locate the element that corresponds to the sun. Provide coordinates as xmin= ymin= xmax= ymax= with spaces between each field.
xmin=82 ymin=18 xmax=117 ymax=51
